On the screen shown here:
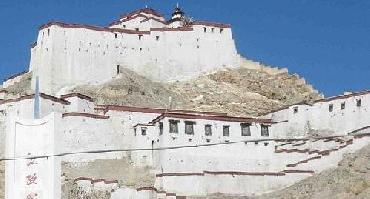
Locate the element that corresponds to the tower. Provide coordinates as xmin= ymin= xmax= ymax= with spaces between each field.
xmin=171 ymin=3 xmax=185 ymax=21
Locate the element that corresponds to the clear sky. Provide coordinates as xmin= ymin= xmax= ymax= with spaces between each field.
xmin=0 ymin=0 xmax=369 ymax=97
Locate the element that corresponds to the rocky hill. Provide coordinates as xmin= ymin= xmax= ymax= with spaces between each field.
xmin=70 ymin=59 xmax=322 ymax=117
xmin=0 ymin=58 xmax=322 ymax=117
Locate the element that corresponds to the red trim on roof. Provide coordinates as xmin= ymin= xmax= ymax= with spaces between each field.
xmin=120 ymin=8 xmax=164 ymax=20
xmin=0 ymin=93 xmax=71 ymax=106
xmin=264 ymin=90 xmax=370 ymax=115
xmin=62 ymin=112 xmax=109 ymax=119
xmin=315 ymin=90 xmax=370 ymax=103
xmin=60 ymin=93 xmax=94 ymax=102
xmin=39 ymin=22 xmax=150 ymax=35
xmin=192 ymin=21 xmax=231 ymax=28
xmin=40 ymin=93 xmax=70 ymax=105
xmin=150 ymin=27 xmax=193 ymax=32
xmin=140 ymin=17 xmax=167 ymax=24
xmin=101 ymin=105 xmax=229 ymax=116
xmin=109 ymin=14 xmax=167 ymax=27
xmin=161 ymin=112 xmax=272 ymax=124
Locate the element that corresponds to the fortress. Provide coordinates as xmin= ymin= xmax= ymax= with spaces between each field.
xmin=0 ymin=5 xmax=370 ymax=199
xmin=29 ymin=6 xmax=239 ymax=94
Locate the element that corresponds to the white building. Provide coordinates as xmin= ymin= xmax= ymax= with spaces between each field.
xmin=1 ymin=90 xmax=370 ymax=198
xmin=29 ymin=6 xmax=240 ymax=94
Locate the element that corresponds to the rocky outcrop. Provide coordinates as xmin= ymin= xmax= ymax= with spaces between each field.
xmin=71 ymin=58 xmax=322 ymax=117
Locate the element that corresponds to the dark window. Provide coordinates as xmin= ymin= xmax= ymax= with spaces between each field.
xmin=211 ymin=28 xmax=214 ymax=33
xmin=220 ymin=28 xmax=224 ymax=33
xmin=115 ymin=33 xmax=118 ymax=38
xmin=203 ymin=27 xmax=207 ymax=32
xmin=47 ymin=29 xmax=50 ymax=36
xmin=156 ymin=36 xmax=160 ymax=41
xmin=135 ymin=28 xmax=139 ymax=31
xmin=341 ymin=102 xmax=346 ymax=110
xmin=241 ymin=123 xmax=251 ymax=136
xmin=139 ymin=35 xmax=143 ymax=40
xmin=169 ymin=120 xmax=179 ymax=134
xmin=357 ymin=99 xmax=362 ymax=107
xmin=185 ymin=121 xmax=195 ymax=135
xmin=134 ymin=127 xmax=137 ymax=136
xmin=141 ymin=127 xmax=147 ymax=136
xmin=293 ymin=106 xmax=298 ymax=114
xmin=223 ymin=125 xmax=230 ymax=136
xmin=205 ymin=125 xmax=212 ymax=136
xmin=116 ymin=65 xmax=120 ymax=74
xmin=261 ymin=125 xmax=269 ymax=137
xmin=159 ymin=122 xmax=163 ymax=135
xmin=329 ymin=104 xmax=333 ymax=112
xmin=139 ymin=48 xmax=143 ymax=51
xmin=123 ymin=25 xmax=126 ymax=28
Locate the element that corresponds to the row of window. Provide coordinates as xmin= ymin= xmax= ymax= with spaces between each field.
xmin=293 ymin=99 xmax=362 ymax=114
xmin=158 ymin=120 xmax=270 ymax=137
xmin=203 ymin=27 xmax=224 ymax=34
xmin=329 ymin=99 xmax=362 ymax=112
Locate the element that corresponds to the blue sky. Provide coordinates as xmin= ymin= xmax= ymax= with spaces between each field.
xmin=0 ymin=0 xmax=369 ymax=97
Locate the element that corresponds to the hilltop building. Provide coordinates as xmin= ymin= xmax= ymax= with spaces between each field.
xmin=29 ymin=6 xmax=240 ymax=94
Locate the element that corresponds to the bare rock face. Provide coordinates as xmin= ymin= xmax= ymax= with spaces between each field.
xmin=71 ymin=59 xmax=322 ymax=117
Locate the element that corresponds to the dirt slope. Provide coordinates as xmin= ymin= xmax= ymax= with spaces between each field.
xmin=71 ymin=61 xmax=322 ymax=117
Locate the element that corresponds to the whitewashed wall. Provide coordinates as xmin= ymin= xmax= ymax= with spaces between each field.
xmin=29 ymin=22 xmax=239 ymax=94
xmin=267 ymin=93 xmax=370 ymax=137
xmin=5 ymin=113 xmax=61 ymax=199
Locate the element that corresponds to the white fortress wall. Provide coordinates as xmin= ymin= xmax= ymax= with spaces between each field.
xmin=266 ymin=91 xmax=370 ymax=136
xmin=57 ymin=114 xmax=127 ymax=162
xmin=29 ymin=13 xmax=240 ymax=94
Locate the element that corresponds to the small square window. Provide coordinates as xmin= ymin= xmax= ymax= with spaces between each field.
xmin=205 ymin=124 xmax=212 ymax=136
xmin=185 ymin=121 xmax=195 ymax=135
xmin=135 ymin=28 xmax=139 ymax=31
xmin=159 ymin=122 xmax=163 ymax=135
xmin=141 ymin=127 xmax=147 ymax=136
xmin=241 ymin=123 xmax=251 ymax=136
xmin=261 ymin=125 xmax=269 ymax=137
xmin=138 ymin=35 xmax=143 ymax=40
xmin=123 ymin=25 xmax=126 ymax=28
xmin=203 ymin=27 xmax=207 ymax=32
xmin=156 ymin=36 xmax=160 ymax=41
xmin=220 ymin=28 xmax=224 ymax=33
xmin=356 ymin=99 xmax=362 ymax=107
xmin=341 ymin=102 xmax=346 ymax=110
xmin=223 ymin=125 xmax=230 ymax=137
xmin=114 ymin=33 xmax=118 ymax=38
xmin=169 ymin=120 xmax=179 ymax=134
xmin=293 ymin=106 xmax=298 ymax=114
xmin=329 ymin=104 xmax=333 ymax=112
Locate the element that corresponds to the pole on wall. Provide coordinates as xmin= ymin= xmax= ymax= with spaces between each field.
xmin=34 ymin=76 xmax=40 ymax=119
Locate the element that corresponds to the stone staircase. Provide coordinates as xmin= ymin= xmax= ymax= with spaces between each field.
xmin=276 ymin=134 xmax=370 ymax=174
